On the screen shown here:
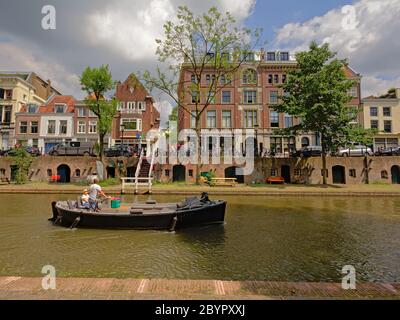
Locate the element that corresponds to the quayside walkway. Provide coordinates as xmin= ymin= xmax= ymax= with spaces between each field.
xmin=1 ymin=277 xmax=399 ymax=300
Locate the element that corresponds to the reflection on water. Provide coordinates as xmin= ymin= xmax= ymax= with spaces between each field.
xmin=0 ymin=194 xmax=400 ymax=282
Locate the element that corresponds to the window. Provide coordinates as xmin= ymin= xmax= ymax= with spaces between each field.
xmin=268 ymin=74 xmax=273 ymax=84
xmin=244 ymin=110 xmax=257 ymax=128
xmin=77 ymin=121 xmax=86 ymax=134
xmin=206 ymin=74 xmax=214 ymax=86
xmin=349 ymin=169 xmax=357 ymax=178
xmin=267 ymin=52 xmax=276 ymax=61
xmin=222 ymin=91 xmax=231 ymax=104
xmin=294 ymin=169 xmax=301 ymax=177
xmin=75 ymin=169 xmax=81 ymax=177
xmin=384 ymin=120 xmax=392 ymax=133
xmin=301 ymin=137 xmax=310 ymax=147
xmin=280 ymin=52 xmax=289 ymax=61
xmin=54 ymin=104 xmax=65 ymax=113
xmin=28 ymin=104 xmax=38 ymax=113
xmin=32 ymin=139 xmax=38 ymax=148
xmin=270 ymin=137 xmax=282 ymax=153
xmin=370 ymin=107 xmax=378 ymax=117
xmin=270 ymin=111 xmax=279 ymax=128
xmin=269 ymin=91 xmax=279 ymax=104
xmin=242 ymin=69 xmax=257 ymax=84
xmin=88 ymin=110 xmax=97 ymax=117
xmin=117 ymin=102 xmax=124 ymax=111
xmin=191 ymin=74 xmax=196 ymax=83
xmin=189 ymin=169 xmax=193 ymax=177
xmin=206 ymin=110 xmax=217 ymax=128
xmin=220 ymin=74 xmax=232 ymax=85
xmin=222 ymin=110 xmax=232 ymax=128
xmin=78 ymin=107 xmax=87 ymax=117
xmin=19 ymin=121 xmax=28 ymax=134
xmin=243 ymin=52 xmax=255 ymax=61
xmin=282 ymin=74 xmax=287 ymax=83
xmin=207 ymin=91 xmax=216 ymax=104
xmin=31 ymin=121 xmax=38 ymax=134
xmin=127 ymin=102 xmax=136 ymax=112
xmin=137 ymin=101 xmax=145 ymax=111
xmin=274 ymin=75 xmax=279 ymax=84
xmin=165 ymin=169 xmax=170 ymax=177
xmin=381 ymin=170 xmax=388 ymax=179
xmin=191 ymin=91 xmax=199 ymax=104
xmin=244 ymin=90 xmax=257 ymax=104
xmin=89 ymin=121 xmax=98 ymax=133
xmin=3 ymin=106 xmax=11 ymax=123
xmin=121 ymin=119 xmax=141 ymax=131
xmin=47 ymin=120 xmax=56 ymax=134
xmin=284 ymin=113 xmax=293 ymax=128
xmin=370 ymin=120 xmax=379 ymax=129
xmin=270 ymin=169 xmax=277 ymax=177
xmin=348 ymin=86 xmax=358 ymax=98
xmin=5 ymin=89 xmax=12 ymax=100
xmin=59 ymin=120 xmax=68 ymax=135
xmin=321 ymin=169 xmax=328 ymax=178
xmin=383 ymin=107 xmax=391 ymax=117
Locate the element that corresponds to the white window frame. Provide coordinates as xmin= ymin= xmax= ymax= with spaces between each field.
xmin=59 ymin=120 xmax=68 ymax=135
xmin=89 ymin=121 xmax=97 ymax=134
xmin=137 ymin=101 xmax=146 ymax=111
xmin=77 ymin=121 xmax=86 ymax=134
xmin=121 ymin=118 xmax=142 ymax=131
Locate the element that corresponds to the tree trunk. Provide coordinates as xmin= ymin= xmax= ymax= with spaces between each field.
xmin=99 ymin=132 xmax=106 ymax=180
xmin=364 ymin=154 xmax=369 ymax=184
xmin=321 ymin=137 xmax=328 ymax=186
xmin=195 ymin=117 xmax=202 ymax=185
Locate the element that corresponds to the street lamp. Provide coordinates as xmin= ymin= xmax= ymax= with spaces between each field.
xmin=254 ymin=124 xmax=260 ymax=157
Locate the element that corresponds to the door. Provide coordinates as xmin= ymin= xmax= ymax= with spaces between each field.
xmin=391 ymin=166 xmax=400 ymax=184
xmin=57 ymin=165 xmax=71 ymax=183
xmin=281 ymin=165 xmax=291 ymax=183
xmin=173 ymin=165 xmax=186 ymax=182
xmin=332 ymin=166 xmax=346 ymax=184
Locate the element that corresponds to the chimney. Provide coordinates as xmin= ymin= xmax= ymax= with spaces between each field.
xmin=46 ymin=79 xmax=51 ymax=98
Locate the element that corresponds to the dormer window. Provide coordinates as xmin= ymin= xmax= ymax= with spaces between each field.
xmin=55 ymin=104 xmax=65 ymax=113
xmin=28 ymin=104 xmax=38 ymax=113
xmin=243 ymin=52 xmax=255 ymax=62
xmin=280 ymin=52 xmax=289 ymax=61
xmin=267 ymin=52 xmax=276 ymax=61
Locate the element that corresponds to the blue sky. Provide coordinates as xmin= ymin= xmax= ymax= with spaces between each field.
xmin=246 ymin=0 xmax=355 ymax=45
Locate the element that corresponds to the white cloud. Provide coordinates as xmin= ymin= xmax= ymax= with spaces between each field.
xmin=362 ymin=76 xmax=400 ymax=97
xmin=87 ymin=0 xmax=256 ymax=62
xmin=274 ymin=0 xmax=400 ymax=97
xmin=0 ymin=42 xmax=81 ymax=97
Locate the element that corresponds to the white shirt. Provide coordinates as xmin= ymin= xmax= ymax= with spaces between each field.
xmin=89 ymin=184 xmax=102 ymax=200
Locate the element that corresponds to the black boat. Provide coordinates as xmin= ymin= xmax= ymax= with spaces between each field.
xmin=49 ymin=193 xmax=226 ymax=231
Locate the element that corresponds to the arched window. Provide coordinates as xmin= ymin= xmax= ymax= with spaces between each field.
xmin=301 ymin=137 xmax=310 ymax=148
xmin=75 ymin=169 xmax=81 ymax=177
xmin=242 ymin=69 xmax=257 ymax=84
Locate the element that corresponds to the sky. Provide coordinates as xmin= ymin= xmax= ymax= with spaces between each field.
xmin=0 ymin=0 xmax=399 ymax=124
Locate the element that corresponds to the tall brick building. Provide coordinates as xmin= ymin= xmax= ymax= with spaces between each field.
xmin=112 ymin=73 xmax=160 ymax=149
xmin=178 ymin=50 xmax=362 ymax=155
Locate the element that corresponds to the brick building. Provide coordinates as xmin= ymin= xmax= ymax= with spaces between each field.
xmin=112 ymin=74 xmax=160 ymax=149
xmin=177 ymin=50 xmax=362 ymax=156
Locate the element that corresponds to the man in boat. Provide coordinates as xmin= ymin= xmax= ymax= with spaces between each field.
xmin=89 ymin=178 xmax=111 ymax=211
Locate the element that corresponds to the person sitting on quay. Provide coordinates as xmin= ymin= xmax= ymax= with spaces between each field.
xmin=81 ymin=189 xmax=90 ymax=209
xmin=89 ymin=178 xmax=111 ymax=212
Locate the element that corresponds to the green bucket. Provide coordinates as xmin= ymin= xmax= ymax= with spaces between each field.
xmin=110 ymin=198 xmax=121 ymax=209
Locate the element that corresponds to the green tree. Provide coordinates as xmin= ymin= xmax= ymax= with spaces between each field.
xmin=169 ymin=106 xmax=178 ymax=122
xmin=143 ymin=6 xmax=261 ymax=183
xmin=14 ymin=148 xmax=33 ymax=184
xmin=80 ymin=65 xmax=118 ymax=163
xmin=274 ymin=42 xmax=359 ymax=185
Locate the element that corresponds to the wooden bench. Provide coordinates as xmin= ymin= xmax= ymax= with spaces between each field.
xmin=210 ymin=177 xmax=237 ymax=187
xmin=0 ymin=177 xmax=11 ymax=184
xmin=266 ymin=176 xmax=285 ymax=184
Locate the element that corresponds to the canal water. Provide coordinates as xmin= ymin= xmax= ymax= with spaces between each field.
xmin=0 ymin=194 xmax=399 ymax=282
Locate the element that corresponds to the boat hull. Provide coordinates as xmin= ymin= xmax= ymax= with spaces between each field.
xmin=52 ymin=200 xmax=226 ymax=230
